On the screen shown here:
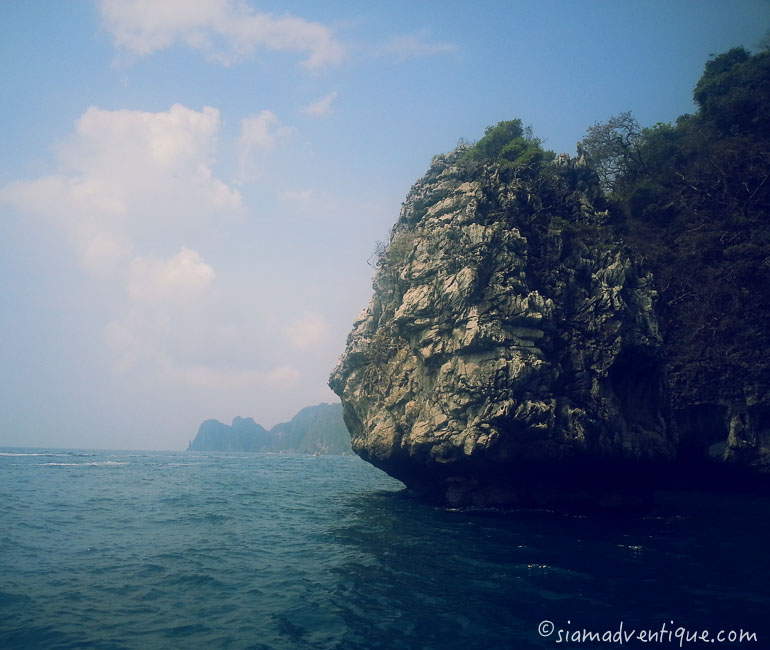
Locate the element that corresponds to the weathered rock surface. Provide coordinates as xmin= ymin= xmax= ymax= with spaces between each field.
xmin=330 ymin=151 xmax=675 ymax=508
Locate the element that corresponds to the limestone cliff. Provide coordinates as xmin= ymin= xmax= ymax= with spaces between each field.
xmin=330 ymin=149 xmax=675 ymax=508
xmin=571 ymin=49 xmax=770 ymax=484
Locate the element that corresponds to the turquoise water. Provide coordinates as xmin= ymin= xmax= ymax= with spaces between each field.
xmin=1 ymin=449 xmax=769 ymax=650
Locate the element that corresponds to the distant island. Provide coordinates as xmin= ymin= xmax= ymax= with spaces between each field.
xmin=187 ymin=403 xmax=352 ymax=455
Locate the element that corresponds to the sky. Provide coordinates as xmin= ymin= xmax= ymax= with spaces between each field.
xmin=1 ymin=1 xmax=768 ymax=451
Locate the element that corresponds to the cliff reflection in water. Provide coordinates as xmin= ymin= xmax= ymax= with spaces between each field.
xmin=326 ymin=489 xmax=770 ymax=649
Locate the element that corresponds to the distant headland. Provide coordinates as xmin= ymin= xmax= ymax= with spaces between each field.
xmin=187 ymin=402 xmax=351 ymax=455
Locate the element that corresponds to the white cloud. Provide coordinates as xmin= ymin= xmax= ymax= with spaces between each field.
xmin=0 ymin=103 xmax=282 ymax=396
xmin=284 ymin=311 xmax=330 ymax=350
xmin=102 ymin=245 xmax=304 ymax=398
xmin=81 ymin=233 xmax=135 ymax=272
xmin=127 ymin=248 xmax=216 ymax=303
xmin=104 ymin=297 xmax=301 ymax=391
xmin=104 ymin=246 xmax=219 ymax=376
xmin=237 ymin=110 xmax=294 ymax=182
xmin=63 ymin=104 xmax=222 ymax=172
xmin=105 ymin=287 xmax=302 ymax=394
xmin=380 ymin=28 xmax=457 ymax=60
xmin=99 ymin=0 xmax=346 ymax=69
xmin=0 ymin=175 xmax=132 ymax=270
xmin=0 ymin=104 xmax=241 ymax=270
xmin=1 ymin=96 xmax=341 ymax=442
xmin=239 ymin=110 xmax=292 ymax=151
xmin=302 ymin=91 xmax=337 ymax=117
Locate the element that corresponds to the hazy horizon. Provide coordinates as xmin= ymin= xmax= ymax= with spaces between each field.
xmin=1 ymin=1 xmax=768 ymax=451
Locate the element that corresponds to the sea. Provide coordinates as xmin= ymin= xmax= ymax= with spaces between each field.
xmin=1 ymin=449 xmax=769 ymax=650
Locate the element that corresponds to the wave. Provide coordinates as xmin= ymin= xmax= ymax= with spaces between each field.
xmin=1 ymin=451 xmax=99 ymax=458
xmin=39 ymin=461 xmax=129 ymax=467
xmin=2 ymin=454 xmax=767 ymax=650
xmin=0 ymin=452 xmax=58 ymax=457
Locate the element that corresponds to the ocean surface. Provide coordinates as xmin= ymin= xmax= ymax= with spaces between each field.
xmin=1 ymin=449 xmax=769 ymax=650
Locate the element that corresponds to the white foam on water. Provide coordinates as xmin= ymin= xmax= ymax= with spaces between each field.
xmin=0 ymin=453 xmax=54 ymax=457
xmin=39 ymin=461 xmax=129 ymax=467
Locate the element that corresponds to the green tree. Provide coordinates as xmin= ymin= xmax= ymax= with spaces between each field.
xmin=458 ymin=119 xmax=554 ymax=177
xmin=693 ymin=47 xmax=770 ymax=137
xmin=586 ymin=48 xmax=770 ymax=407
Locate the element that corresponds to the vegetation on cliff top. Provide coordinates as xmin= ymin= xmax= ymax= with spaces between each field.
xmin=578 ymin=46 xmax=770 ymax=408
xmin=372 ymin=45 xmax=769 ymax=414
xmin=457 ymin=118 xmax=556 ymax=177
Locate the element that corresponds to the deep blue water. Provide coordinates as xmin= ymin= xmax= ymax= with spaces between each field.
xmin=1 ymin=449 xmax=769 ymax=650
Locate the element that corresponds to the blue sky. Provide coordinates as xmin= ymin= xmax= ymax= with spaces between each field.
xmin=1 ymin=0 xmax=768 ymax=450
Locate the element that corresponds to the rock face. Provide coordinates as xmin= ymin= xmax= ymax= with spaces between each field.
xmin=330 ymin=151 xmax=675 ymax=508
xmin=187 ymin=403 xmax=352 ymax=455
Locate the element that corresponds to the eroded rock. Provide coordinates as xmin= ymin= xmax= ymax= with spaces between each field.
xmin=330 ymin=151 xmax=674 ymax=508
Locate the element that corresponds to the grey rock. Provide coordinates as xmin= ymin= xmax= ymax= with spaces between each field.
xmin=330 ymin=152 xmax=674 ymax=508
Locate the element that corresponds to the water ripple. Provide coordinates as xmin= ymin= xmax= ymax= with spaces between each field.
xmin=1 ymin=449 xmax=769 ymax=649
